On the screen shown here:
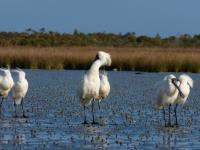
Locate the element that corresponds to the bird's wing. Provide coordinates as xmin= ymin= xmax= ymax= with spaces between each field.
xmin=0 ymin=78 xmax=12 ymax=90
xmin=22 ymin=79 xmax=29 ymax=95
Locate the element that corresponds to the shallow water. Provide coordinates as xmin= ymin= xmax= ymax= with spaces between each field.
xmin=0 ymin=70 xmax=200 ymax=149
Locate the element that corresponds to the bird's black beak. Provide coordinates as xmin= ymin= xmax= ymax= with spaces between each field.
xmin=93 ymin=54 xmax=99 ymax=62
xmin=172 ymin=78 xmax=185 ymax=98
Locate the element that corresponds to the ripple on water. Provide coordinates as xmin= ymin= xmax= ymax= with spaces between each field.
xmin=0 ymin=70 xmax=200 ymax=149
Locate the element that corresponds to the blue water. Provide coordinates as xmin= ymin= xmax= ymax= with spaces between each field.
xmin=0 ymin=70 xmax=199 ymax=149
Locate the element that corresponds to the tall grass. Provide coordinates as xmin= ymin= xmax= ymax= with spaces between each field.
xmin=1 ymin=47 xmax=200 ymax=72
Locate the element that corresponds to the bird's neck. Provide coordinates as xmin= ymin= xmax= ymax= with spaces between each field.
xmin=18 ymin=77 xmax=25 ymax=82
xmin=87 ymin=60 xmax=102 ymax=77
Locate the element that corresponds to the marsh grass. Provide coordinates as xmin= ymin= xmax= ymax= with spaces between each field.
xmin=0 ymin=47 xmax=200 ymax=72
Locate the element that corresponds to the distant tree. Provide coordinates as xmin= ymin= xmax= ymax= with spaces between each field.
xmin=40 ymin=27 xmax=46 ymax=33
xmin=25 ymin=28 xmax=34 ymax=34
xmin=0 ymin=29 xmax=200 ymax=47
xmin=73 ymin=28 xmax=79 ymax=35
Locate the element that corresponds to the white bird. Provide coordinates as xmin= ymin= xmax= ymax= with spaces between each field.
xmin=11 ymin=69 xmax=28 ymax=118
xmin=173 ymin=74 xmax=193 ymax=125
xmin=0 ymin=68 xmax=14 ymax=115
xmin=80 ymin=51 xmax=111 ymax=124
xmin=96 ymin=71 xmax=110 ymax=109
xmin=155 ymin=74 xmax=184 ymax=127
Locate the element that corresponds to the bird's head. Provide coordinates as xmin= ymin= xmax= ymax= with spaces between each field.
xmin=12 ymin=69 xmax=26 ymax=79
xmin=164 ymin=74 xmax=184 ymax=98
xmin=97 ymin=51 xmax=112 ymax=67
xmin=179 ymin=74 xmax=193 ymax=88
xmin=164 ymin=74 xmax=176 ymax=81
xmin=17 ymin=68 xmax=26 ymax=78
xmin=0 ymin=68 xmax=11 ymax=76
xmin=169 ymin=75 xmax=185 ymax=98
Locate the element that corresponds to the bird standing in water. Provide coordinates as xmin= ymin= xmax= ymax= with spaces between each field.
xmin=80 ymin=51 xmax=111 ymax=124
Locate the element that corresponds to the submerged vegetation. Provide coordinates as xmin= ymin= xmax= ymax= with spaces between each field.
xmin=1 ymin=46 xmax=200 ymax=72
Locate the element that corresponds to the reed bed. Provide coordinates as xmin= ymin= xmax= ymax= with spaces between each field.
xmin=0 ymin=47 xmax=200 ymax=72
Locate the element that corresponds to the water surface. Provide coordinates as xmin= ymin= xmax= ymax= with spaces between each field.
xmin=0 ymin=70 xmax=199 ymax=149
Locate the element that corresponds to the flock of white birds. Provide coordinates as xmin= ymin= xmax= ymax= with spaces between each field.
xmin=0 ymin=68 xmax=28 ymax=117
xmin=80 ymin=51 xmax=193 ymax=127
xmin=0 ymin=51 xmax=193 ymax=127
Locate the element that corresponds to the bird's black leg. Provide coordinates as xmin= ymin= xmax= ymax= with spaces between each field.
xmin=92 ymin=98 xmax=98 ymax=125
xmin=14 ymin=100 xmax=17 ymax=118
xmin=21 ymin=98 xmax=28 ymax=118
xmin=163 ymin=107 xmax=166 ymax=127
xmin=83 ymin=105 xmax=88 ymax=124
xmin=168 ymin=104 xmax=172 ymax=127
xmin=0 ymin=97 xmax=4 ymax=116
xmin=98 ymin=101 xmax=101 ymax=110
xmin=174 ymin=104 xmax=178 ymax=126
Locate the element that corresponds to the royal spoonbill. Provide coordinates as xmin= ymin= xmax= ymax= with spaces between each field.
xmin=173 ymin=74 xmax=193 ymax=126
xmin=96 ymin=71 xmax=110 ymax=110
xmin=156 ymin=74 xmax=184 ymax=127
xmin=80 ymin=51 xmax=111 ymax=124
xmin=11 ymin=69 xmax=28 ymax=118
xmin=0 ymin=68 xmax=14 ymax=115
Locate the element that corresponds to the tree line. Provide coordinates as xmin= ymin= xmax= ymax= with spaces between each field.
xmin=0 ymin=28 xmax=200 ymax=47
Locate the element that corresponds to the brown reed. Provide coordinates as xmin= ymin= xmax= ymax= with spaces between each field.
xmin=0 ymin=46 xmax=200 ymax=72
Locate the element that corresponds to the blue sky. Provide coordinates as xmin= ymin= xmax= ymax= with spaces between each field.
xmin=0 ymin=0 xmax=200 ymax=36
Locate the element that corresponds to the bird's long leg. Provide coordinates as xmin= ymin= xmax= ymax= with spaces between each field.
xmin=14 ymin=100 xmax=17 ymax=118
xmin=92 ymin=98 xmax=98 ymax=124
xmin=83 ymin=105 xmax=88 ymax=124
xmin=98 ymin=100 xmax=101 ymax=110
xmin=168 ymin=104 xmax=171 ymax=127
xmin=174 ymin=104 xmax=178 ymax=126
xmin=21 ymin=98 xmax=27 ymax=118
xmin=163 ymin=107 xmax=166 ymax=127
xmin=92 ymin=99 xmax=95 ymax=123
xmin=0 ymin=97 xmax=4 ymax=116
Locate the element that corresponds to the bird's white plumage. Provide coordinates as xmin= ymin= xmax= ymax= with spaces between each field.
xmin=155 ymin=74 xmax=179 ymax=109
xmin=96 ymin=71 xmax=110 ymax=102
xmin=0 ymin=68 xmax=14 ymax=97
xmin=80 ymin=60 xmax=101 ymax=106
xmin=97 ymin=51 xmax=112 ymax=66
xmin=175 ymin=74 xmax=193 ymax=105
xmin=80 ymin=51 xmax=111 ymax=106
xmin=11 ymin=69 xmax=28 ymax=105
